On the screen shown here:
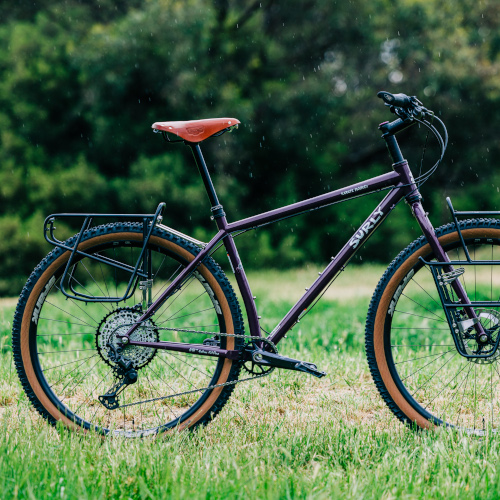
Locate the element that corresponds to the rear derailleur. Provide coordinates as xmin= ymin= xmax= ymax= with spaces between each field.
xmin=98 ymin=343 xmax=138 ymax=410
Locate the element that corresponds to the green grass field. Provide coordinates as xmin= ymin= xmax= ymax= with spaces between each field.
xmin=3 ymin=265 xmax=500 ymax=499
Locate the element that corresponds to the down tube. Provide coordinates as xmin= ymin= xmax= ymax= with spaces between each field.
xmin=268 ymin=186 xmax=405 ymax=345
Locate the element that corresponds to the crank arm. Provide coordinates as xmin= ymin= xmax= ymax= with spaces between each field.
xmin=251 ymin=350 xmax=326 ymax=378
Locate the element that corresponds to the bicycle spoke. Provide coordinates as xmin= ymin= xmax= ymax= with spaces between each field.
xmin=393 ymin=309 xmax=448 ymax=323
xmin=154 ymin=276 xmax=197 ymax=323
xmin=143 ymin=374 xmax=171 ymax=426
xmin=400 ymin=292 xmax=446 ymax=322
xmin=153 ymin=264 xmax=183 ymax=300
xmin=60 ymin=357 xmax=102 ymax=403
xmin=410 ymin=351 xmax=458 ymax=397
xmin=394 ymin=350 xmax=453 ymax=365
xmin=42 ymin=354 xmax=98 ymax=372
xmin=72 ymin=367 xmax=113 ymax=417
xmin=49 ymin=354 xmax=99 ymax=388
xmin=157 ymin=354 xmax=203 ymax=387
xmin=56 ymin=288 xmax=105 ymax=325
xmin=138 ymin=365 xmax=180 ymax=418
xmin=439 ymin=363 xmax=473 ymax=419
xmin=411 ymin=276 xmax=443 ymax=309
xmin=38 ymin=348 xmax=97 ymax=355
xmin=96 ymin=256 xmax=111 ymax=299
xmin=44 ymin=300 xmax=96 ymax=329
xmin=39 ymin=317 xmax=89 ymax=327
xmin=401 ymin=348 xmax=455 ymax=382
xmin=424 ymin=361 xmax=470 ymax=410
xmin=159 ymin=307 xmax=214 ymax=324
xmin=455 ymin=364 xmax=473 ymax=427
xmin=391 ymin=328 xmax=450 ymax=330
xmin=37 ymin=331 xmax=96 ymax=337
xmin=391 ymin=343 xmax=454 ymax=347
xmin=162 ymin=291 xmax=206 ymax=323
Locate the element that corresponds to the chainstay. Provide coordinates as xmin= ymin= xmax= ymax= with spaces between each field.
xmin=155 ymin=325 xmax=278 ymax=352
xmin=112 ymin=321 xmax=278 ymax=353
xmin=115 ymin=325 xmax=277 ymax=410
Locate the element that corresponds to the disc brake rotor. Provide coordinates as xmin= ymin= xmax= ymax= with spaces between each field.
xmin=464 ymin=309 xmax=500 ymax=364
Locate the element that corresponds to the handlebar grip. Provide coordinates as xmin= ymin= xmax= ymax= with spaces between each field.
xmin=377 ymin=91 xmax=412 ymax=108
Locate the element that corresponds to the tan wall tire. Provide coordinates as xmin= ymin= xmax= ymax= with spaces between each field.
xmin=12 ymin=222 xmax=244 ymax=436
xmin=366 ymin=218 xmax=500 ymax=431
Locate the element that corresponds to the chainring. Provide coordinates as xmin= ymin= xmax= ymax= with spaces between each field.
xmin=242 ymin=339 xmax=278 ymax=376
xmin=96 ymin=307 xmax=159 ymax=369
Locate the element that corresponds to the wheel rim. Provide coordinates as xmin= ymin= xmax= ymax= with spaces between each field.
xmin=21 ymin=230 xmax=237 ymax=436
xmin=379 ymin=228 xmax=500 ymax=433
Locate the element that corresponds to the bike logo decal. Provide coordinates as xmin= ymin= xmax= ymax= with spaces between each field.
xmin=388 ymin=269 xmax=415 ymax=316
xmin=32 ymin=276 xmax=56 ymax=324
xmin=189 ymin=348 xmax=219 ymax=356
xmin=341 ymin=184 xmax=368 ymax=196
xmin=348 ymin=207 xmax=384 ymax=249
xmin=194 ymin=271 xmax=222 ymax=314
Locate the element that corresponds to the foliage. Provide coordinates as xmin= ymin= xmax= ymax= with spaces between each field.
xmin=1 ymin=0 xmax=500 ymax=294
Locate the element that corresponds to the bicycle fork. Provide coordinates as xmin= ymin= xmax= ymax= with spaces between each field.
xmin=410 ymin=199 xmax=491 ymax=357
xmin=385 ymin=133 xmax=489 ymax=358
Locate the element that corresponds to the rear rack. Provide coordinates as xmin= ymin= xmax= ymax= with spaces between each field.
xmin=419 ymin=197 xmax=500 ymax=359
xmin=44 ymin=202 xmax=166 ymax=303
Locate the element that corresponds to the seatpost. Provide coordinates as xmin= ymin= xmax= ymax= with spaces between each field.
xmin=189 ymin=143 xmax=227 ymax=227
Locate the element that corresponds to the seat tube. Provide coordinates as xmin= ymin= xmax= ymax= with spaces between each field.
xmin=223 ymin=234 xmax=261 ymax=338
xmin=189 ymin=143 xmax=261 ymax=337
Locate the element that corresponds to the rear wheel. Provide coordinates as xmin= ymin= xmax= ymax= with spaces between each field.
xmin=13 ymin=222 xmax=244 ymax=436
xmin=366 ymin=219 xmax=500 ymax=433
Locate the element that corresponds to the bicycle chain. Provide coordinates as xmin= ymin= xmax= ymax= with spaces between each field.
xmin=116 ymin=325 xmax=277 ymax=409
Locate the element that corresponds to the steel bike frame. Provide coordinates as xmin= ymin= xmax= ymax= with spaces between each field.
xmin=119 ymin=119 xmax=483 ymax=358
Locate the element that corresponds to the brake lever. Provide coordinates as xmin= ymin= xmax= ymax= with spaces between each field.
xmin=386 ymin=101 xmax=433 ymax=121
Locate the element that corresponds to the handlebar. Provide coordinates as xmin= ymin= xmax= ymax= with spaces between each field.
xmin=377 ymin=91 xmax=413 ymax=108
xmin=376 ymin=90 xmax=448 ymax=187
xmin=377 ymin=90 xmax=434 ymax=127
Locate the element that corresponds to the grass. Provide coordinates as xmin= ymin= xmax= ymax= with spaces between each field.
xmin=2 ymin=264 xmax=500 ymax=498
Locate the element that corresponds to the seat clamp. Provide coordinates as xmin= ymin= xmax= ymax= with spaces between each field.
xmin=210 ymin=204 xmax=226 ymax=219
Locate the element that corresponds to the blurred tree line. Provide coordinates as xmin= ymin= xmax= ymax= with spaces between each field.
xmin=1 ymin=0 xmax=500 ymax=294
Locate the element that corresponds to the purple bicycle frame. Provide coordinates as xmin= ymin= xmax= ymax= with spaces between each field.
xmin=121 ymin=124 xmax=479 ymax=358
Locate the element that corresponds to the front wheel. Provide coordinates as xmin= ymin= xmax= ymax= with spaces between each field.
xmin=366 ymin=218 xmax=500 ymax=433
xmin=13 ymin=222 xmax=244 ymax=437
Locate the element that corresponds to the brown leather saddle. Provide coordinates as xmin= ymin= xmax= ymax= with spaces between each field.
xmin=152 ymin=118 xmax=240 ymax=142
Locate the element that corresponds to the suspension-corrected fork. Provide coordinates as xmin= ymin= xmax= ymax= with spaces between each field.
xmin=389 ymin=158 xmax=486 ymax=345
xmin=410 ymin=200 xmax=485 ymax=341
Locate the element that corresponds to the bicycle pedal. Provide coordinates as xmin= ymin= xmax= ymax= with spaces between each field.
xmin=252 ymin=350 xmax=326 ymax=378
xmin=293 ymin=361 xmax=327 ymax=378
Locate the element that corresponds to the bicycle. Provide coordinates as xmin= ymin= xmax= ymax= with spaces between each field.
xmin=12 ymin=91 xmax=500 ymax=437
